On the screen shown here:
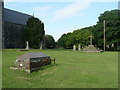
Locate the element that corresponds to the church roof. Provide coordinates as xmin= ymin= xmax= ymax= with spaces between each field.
xmin=4 ymin=8 xmax=32 ymax=25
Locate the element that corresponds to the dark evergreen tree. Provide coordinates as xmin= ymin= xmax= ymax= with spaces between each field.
xmin=45 ymin=35 xmax=56 ymax=49
xmin=24 ymin=17 xmax=45 ymax=49
xmin=58 ymin=34 xmax=68 ymax=48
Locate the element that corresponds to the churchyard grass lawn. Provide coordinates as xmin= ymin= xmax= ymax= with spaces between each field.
xmin=0 ymin=50 xmax=2 ymax=89
xmin=2 ymin=49 xmax=118 ymax=88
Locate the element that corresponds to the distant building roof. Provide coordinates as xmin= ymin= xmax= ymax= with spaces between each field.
xmin=4 ymin=8 xmax=32 ymax=25
xmin=17 ymin=52 xmax=50 ymax=60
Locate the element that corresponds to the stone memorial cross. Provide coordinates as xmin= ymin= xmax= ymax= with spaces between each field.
xmin=89 ymin=35 xmax=94 ymax=45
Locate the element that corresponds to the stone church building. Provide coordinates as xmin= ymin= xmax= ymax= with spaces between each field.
xmin=0 ymin=1 xmax=35 ymax=48
xmin=3 ymin=8 xmax=32 ymax=48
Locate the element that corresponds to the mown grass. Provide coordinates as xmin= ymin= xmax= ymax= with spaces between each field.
xmin=2 ymin=49 xmax=118 ymax=88
xmin=0 ymin=50 xmax=2 ymax=89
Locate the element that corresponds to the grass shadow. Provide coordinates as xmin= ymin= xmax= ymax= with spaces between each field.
xmin=31 ymin=63 xmax=60 ymax=73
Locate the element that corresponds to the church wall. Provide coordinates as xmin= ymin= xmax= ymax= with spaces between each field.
xmin=3 ymin=7 xmax=31 ymax=49
xmin=0 ymin=1 xmax=3 ymax=49
xmin=4 ymin=22 xmax=25 ymax=48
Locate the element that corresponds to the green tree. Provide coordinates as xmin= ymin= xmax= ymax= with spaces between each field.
xmin=65 ymin=33 xmax=75 ymax=49
xmin=93 ymin=9 xmax=120 ymax=50
xmin=45 ymin=35 xmax=56 ymax=49
xmin=58 ymin=9 xmax=120 ymax=51
xmin=24 ymin=17 xmax=45 ymax=49
xmin=58 ymin=34 xmax=67 ymax=48
xmin=58 ymin=28 xmax=92 ymax=49
xmin=73 ymin=28 xmax=92 ymax=47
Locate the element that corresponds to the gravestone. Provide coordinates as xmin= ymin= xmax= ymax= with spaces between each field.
xmin=11 ymin=52 xmax=52 ymax=73
xmin=40 ymin=44 xmax=43 ymax=50
xmin=26 ymin=41 xmax=29 ymax=50
xmin=78 ymin=44 xmax=81 ymax=51
xmin=112 ymin=43 xmax=114 ymax=47
xmin=73 ymin=45 xmax=76 ymax=51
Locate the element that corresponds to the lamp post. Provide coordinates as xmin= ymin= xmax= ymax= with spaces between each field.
xmin=103 ymin=20 xmax=106 ymax=51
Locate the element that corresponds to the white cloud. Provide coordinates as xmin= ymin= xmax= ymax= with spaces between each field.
xmin=32 ymin=6 xmax=54 ymax=17
xmin=51 ymin=0 xmax=119 ymax=20
xmin=33 ymin=6 xmax=53 ymax=12
xmin=53 ymin=1 xmax=90 ymax=20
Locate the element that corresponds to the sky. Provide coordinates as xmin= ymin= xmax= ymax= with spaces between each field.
xmin=4 ymin=0 xmax=119 ymax=41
